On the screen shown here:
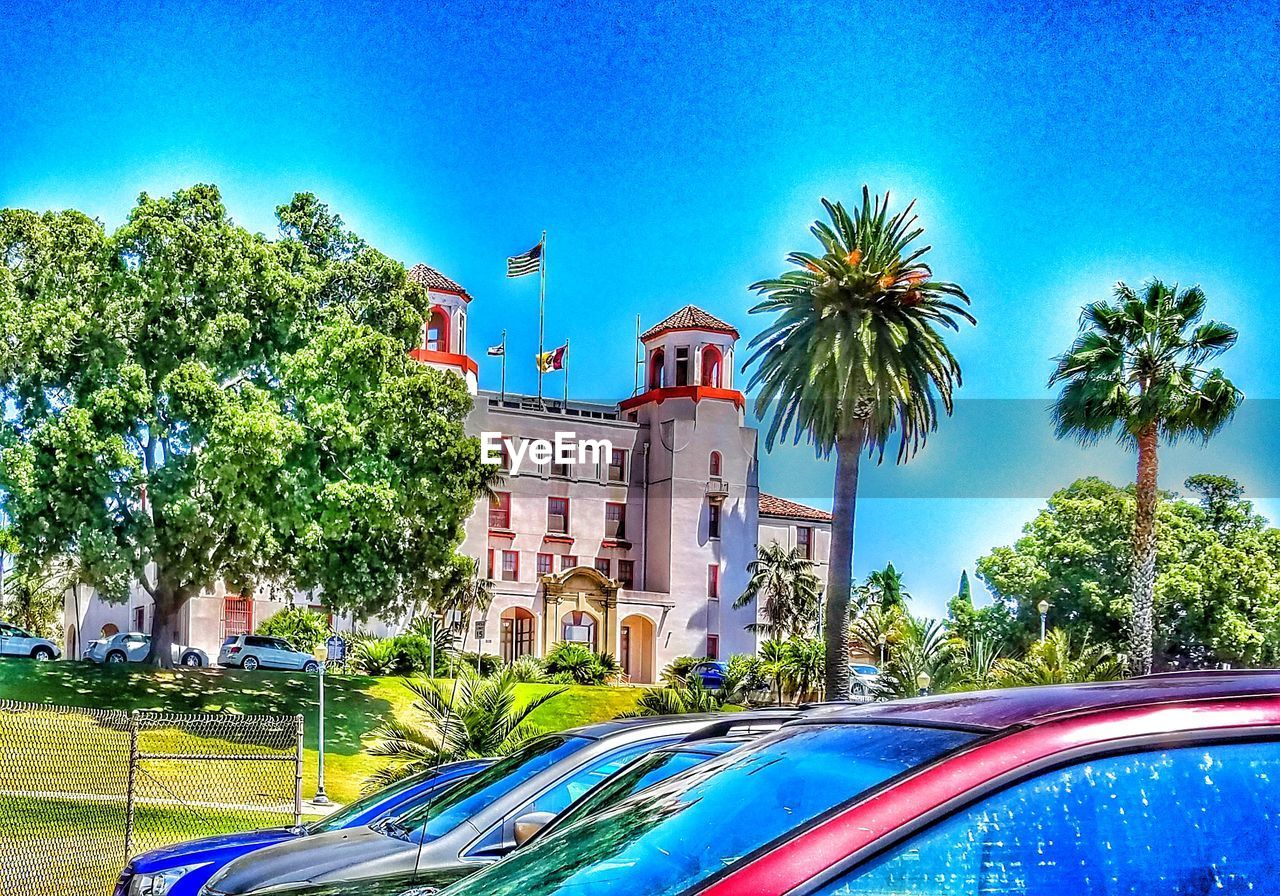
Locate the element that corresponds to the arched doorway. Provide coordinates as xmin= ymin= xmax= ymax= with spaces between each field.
xmin=500 ymin=607 xmax=536 ymax=663
xmin=426 ymin=307 xmax=450 ymax=352
xmin=701 ymin=346 xmax=723 ymax=387
xmin=648 ymin=349 xmax=666 ymax=390
xmin=619 ymin=614 xmax=656 ymax=684
xmin=560 ymin=610 xmax=599 ymax=652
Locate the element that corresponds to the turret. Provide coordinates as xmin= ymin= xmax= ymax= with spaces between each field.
xmin=407 ymin=263 xmax=478 ymax=394
xmin=620 ymin=305 xmax=743 ymax=416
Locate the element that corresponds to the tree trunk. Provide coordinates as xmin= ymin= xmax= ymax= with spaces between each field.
xmin=147 ymin=583 xmax=188 ymax=669
xmin=824 ymin=428 xmax=863 ymax=700
xmin=1130 ymin=424 xmax=1159 ymax=676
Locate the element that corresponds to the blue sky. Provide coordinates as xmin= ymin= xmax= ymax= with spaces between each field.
xmin=2 ymin=0 xmax=1277 ymax=615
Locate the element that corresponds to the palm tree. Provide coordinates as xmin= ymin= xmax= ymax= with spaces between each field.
xmin=734 ymin=542 xmax=822 ymax=639
xmin=747 ymin=188 xmax=974 ymax=698
xmin=1049 ymin=280 xmax=1241 ymax=675
xmin=874 ymin=615 xmax=957 ymax=699
xmin=996 ymin=629 xmax=1123 ymax=686
xmin=364 ymin=669 xmax=566 ymax=789
xmin=859 ymin=562 xmax=912 ymax=611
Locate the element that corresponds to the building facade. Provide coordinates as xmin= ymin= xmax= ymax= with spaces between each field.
xmin=63 ymin=264 xmax=832 ymax=680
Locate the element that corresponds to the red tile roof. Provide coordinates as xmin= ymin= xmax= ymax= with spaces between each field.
xmin=408 ymin=263 xmax=471 ymax=300
xmin=641 ymin=305 xmax=739 ymax=340
xmin=759 ymin=492 xmax=833 ymax=522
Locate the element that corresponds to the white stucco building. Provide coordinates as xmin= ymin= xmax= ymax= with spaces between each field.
xmin=63 ymin=264 xmax=832 ymax=681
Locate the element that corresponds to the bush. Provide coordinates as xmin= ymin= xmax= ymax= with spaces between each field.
xmin=355 ymin=638 xmax=399 ymax=676
xmin=389 ymin=634 xmax=435 ymax=675
xmin=453 ymin=651 xmax=502 ymax=677
xmin=505 ymin=655 xmax=550 ymax=683
xmin=545 ymin=642 xmax=619 ymax=686
xmin=660 ymin=655 xmax=709 ymax=686
xmin=256 ymin=607 xmax=331 ymax=654
xmin=627 ymin=679 xmax=724 ymax=716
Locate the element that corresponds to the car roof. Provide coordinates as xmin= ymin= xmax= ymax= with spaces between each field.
xmin=798 ymin=670 xmax=1280 ymax=732
xmin=660 ymin=735 xmax=754 ymax=755
xmin=563 ymin=708 xmax=798 ymax=740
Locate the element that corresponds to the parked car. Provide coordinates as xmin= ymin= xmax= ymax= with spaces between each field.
xmin=218 ymin=634 xmax=320 ymax=672
xmin=689 ymin=660 xmax=729 ymax=690
xmin=112 ymin=760 xmax=489 ymax=896
xmin=85 ymin=631 xmax=209 ymax=667
xmin=0 ymin=621 xmax=60 ymax=660
xmin=437 ymin=670 xmax=1280 ymax=896
xmin=203 ymin=710 xmax=797 ymax=896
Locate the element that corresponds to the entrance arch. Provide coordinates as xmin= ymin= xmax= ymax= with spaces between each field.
xmin=500 ymin=607 xmax=536 ymax=663
xmin=619 ymin=614 xmax=656 ymax=684
xmin=560 ymin=610 xmax=599 ymax=652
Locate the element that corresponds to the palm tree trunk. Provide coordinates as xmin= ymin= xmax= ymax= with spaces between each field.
xmin=1131 ymin=423 xmax=1158 ymax=676
xmin=824 ymin=427 xmax=862 ymax=699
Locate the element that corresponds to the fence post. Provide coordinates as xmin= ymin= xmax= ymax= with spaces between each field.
xmin=294 ymin=714 xmax=304 ymax=826
xmin=125 ymin=710 xmax=139 ymax=858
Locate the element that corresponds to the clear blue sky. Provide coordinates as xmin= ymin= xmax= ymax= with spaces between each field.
xmin=2 ymin=0 xmax=1277 ymax=616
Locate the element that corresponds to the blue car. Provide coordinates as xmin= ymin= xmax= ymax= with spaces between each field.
xmin=690 ymin=660 xmax=729 ymax=690
xmin=113 ymin=759 xmax=490 ymax=896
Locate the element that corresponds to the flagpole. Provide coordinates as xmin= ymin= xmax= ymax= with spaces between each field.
xmin=563 ymin=338 xmax=570 ymax=408
xmin=537 ymin=230 xmax=547 ymax=407
xmin=499 ymin=329 xmax=507 ymax=405
xmin=634 ymin=314 xmax=641 ymax=395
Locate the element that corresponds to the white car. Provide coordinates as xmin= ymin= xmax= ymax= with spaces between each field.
xmin=0 ymin=622 xmax=61 ymax=661
xmin=84 ymin=631 xmax=210 ymax=667
xmin=217 ymin=634 xmax=320 ymax=672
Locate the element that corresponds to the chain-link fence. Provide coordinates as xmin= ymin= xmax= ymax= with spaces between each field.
xmin=0 ymin=701 xmax=302 ymax=896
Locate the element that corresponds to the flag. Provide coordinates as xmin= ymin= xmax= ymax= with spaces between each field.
xmin=536 ymin=343 xmax=567 ymax=373
xmin=506 ymin=241 xmax=543 ymax=277
xmin=487 ymin=343 xmax=505 ymax=356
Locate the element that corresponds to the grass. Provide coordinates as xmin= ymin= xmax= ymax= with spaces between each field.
xmin=0 ymin=660 xmax=642 ymax=803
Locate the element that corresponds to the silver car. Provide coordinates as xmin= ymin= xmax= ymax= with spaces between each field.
xmin=85 ymin=631 xmax=210 ymax=667
xmin=0 ymin=622 xmax=61 ymax=661
xmin=217 ymin=634 xmax=320 ymax=672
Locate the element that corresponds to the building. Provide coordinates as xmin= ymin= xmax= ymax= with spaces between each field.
xmin=63 ymin=264 xmax=833 ymax=681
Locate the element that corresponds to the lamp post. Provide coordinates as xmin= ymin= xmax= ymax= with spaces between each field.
xmin=1037 ymin=600 xmax=1050 ymax=645
xmin=915 ymin=670 xmax=931 ymax=697
xmin=877 ymin=632 xmax=887 ymax=669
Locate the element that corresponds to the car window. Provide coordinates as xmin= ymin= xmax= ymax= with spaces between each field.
xmin=814 ymin=739 xmax=1280 ymax=896
xmin=309 ymin=768 xmax=454 ymax=834
xmin=397 ymin=736 xmax=592 ymax=841
xmin=222 ymin=636 xmax=238 ymax=646
xmin=245 ymin=636 xmax=267 ymax=648
xmin=520 ymin=737 xmax=682 ymax=820
xmin=438 ymin=723 xmax=977 ymax=896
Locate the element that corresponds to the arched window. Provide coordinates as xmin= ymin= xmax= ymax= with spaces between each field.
xmin=561 ymin=610 xmax=598 ymax=651
xmin=701 ymin=346 xmax=723 ymax=388
xmin=648 ymin=349 xmax=666 ymax=390
xmin=426 ymin=308 xmax=450 ymax=353
xmin=709 ymin=451 xmax=722 ymax=476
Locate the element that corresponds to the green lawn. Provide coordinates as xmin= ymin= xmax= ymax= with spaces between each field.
xmin=0 ymin=660 xmax=641 ymax=803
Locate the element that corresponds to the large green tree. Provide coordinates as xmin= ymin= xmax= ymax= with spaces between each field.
xmin=0 ymin=186 xmax=488 ymax=664
xmin=746 ymin=188 xmax=974 ymax=698
xmin=1049 ymin=280 xmax=1241 ymax=674
xmin=977 ymin=476 xmax=1280 ymax=668
xmin=734 ymin=541 xmax=822 ymax=639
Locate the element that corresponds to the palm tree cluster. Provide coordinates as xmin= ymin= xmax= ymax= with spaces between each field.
xmin=734 ymin=543 xmax=822 ymax=639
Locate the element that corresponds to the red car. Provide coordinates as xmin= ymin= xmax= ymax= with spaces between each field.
xmin=435 ymin=671 xmax=1280 ymax=896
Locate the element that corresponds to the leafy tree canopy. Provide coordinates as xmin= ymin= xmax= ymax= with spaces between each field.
xmin=0 ymin=186 xmax=488 ymax=663
xmin=975 ymin=476 xmax=1280 ymax=668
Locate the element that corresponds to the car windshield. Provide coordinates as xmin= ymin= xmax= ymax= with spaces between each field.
xmin=391 ymin=735 xmax=590 ymax=842
xmin=541 ymin=743 xmax=738 ymax=838
xmin=439 ymin=723 xmax=977 ymax=896
xmin=307 ymin=768 xmax=449 ymax=834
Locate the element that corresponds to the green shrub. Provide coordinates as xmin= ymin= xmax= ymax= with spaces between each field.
xmin=504 ymin=655 xmax=550 ymax=683
xmin=545 ymin=642 xmax=618 ymax=685
xmin=256 ymin=607 xmax=331 ymax=654
xmin=389 ymin=634 xmax=435 ymax=675
xmin=355 ymin=638 xmax=399 ymax=676
xmin=660 ymin=655 xmax=709 ymax=686
xmin=453 ymin=651 xmax=502 ymax=677
xmin=626 ymin=679 xmax=724 ymax=716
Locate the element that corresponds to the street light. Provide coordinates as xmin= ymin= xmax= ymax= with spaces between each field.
xmin=877 ymin=632 xmax=888 ymax=669
xmin=1037 ymin=600 xmax=1050 ymax=645
xmin=915 ymin=670 xmax=931 ymax=697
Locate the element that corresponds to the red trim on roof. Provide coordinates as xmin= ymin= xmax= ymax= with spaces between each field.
xmin=408 ymin=349 xmax=478 ymax=376
xmin=619 ymin=385 xmax=745 ymax=411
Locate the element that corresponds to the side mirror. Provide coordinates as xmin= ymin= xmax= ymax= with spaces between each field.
xmin=513 ymin=811 xmax=557 ymax=847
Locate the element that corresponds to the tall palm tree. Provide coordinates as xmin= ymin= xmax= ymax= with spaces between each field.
xmin=734 ymin=542 xmax=822 ymax=639
xmin=747 ymin=188 xmax=974 ymax=698
xmin=1049 ymin=280 xmax=1240 ymax=674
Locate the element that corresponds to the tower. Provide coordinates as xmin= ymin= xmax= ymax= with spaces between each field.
xmin=406 ymin=263 xmax=479 ymax=394
xmin=621 ymin=305 xmax=760 ymax=659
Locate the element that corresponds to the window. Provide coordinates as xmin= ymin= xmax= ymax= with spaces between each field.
xmin=560 ymin=554 xmax=578 ymax=570
xmin=814 ymin=740 xmax=1280 ymax=896
xmin=648 ymin=349 xmax=666 ymax=390
xmin=501 ymin=550 xmax=519 ymax=582
xmin=618 ymin=559 xmax=635 ymax=589
xmin=562 ymin=611 xmax=597 ymax=649
xmin=487 ymin=549 xmax=496 ymax=579
xmin=547 ymin=497 xmax=570 ymax=534
xmin=707 ymin=564 xmax=719 ymax=598
xmin=223 ymin=595 xmax=252 ymax=637
xmin=708 ymin=451 xmax=722 ymax=477
xmin=701 ymin=346 xmax=723 ymax=387
xmin=497 ymin=436 xmax=513 ymax=471
xmin=594 ymin=557 xmax=611 ymax=577
xmin=707 ymin=502 xmax=721 ymax=539
xmin=501 ymin=608 xmax=536 ymax=664
xmin=426 ymin=307 xmax=450 ymax=352
xmin=608 ymin=449 xmax=627 ymax=483
xmin=605 ymin=502 xmax=627 ymax=539
xmin=706 ymin=634 xmax=719 ymax=659
xmin=796 ymin=526 xmax=812 ymax=560
xmin=551 ymin=459 xmax=572 ymax=478
xmin=675 ymin=347 xmax=690 ymax=385
xmin=133 ymin=606 xmax=145 ymax=632
xmin=489 ymin=492 xmax=511 ymax=529
xmin=536 ymin=553 xmax=554 ymax=576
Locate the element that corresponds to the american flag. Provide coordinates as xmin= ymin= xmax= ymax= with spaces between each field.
xmin=506 ymin=241 xmax=543 ymax=278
